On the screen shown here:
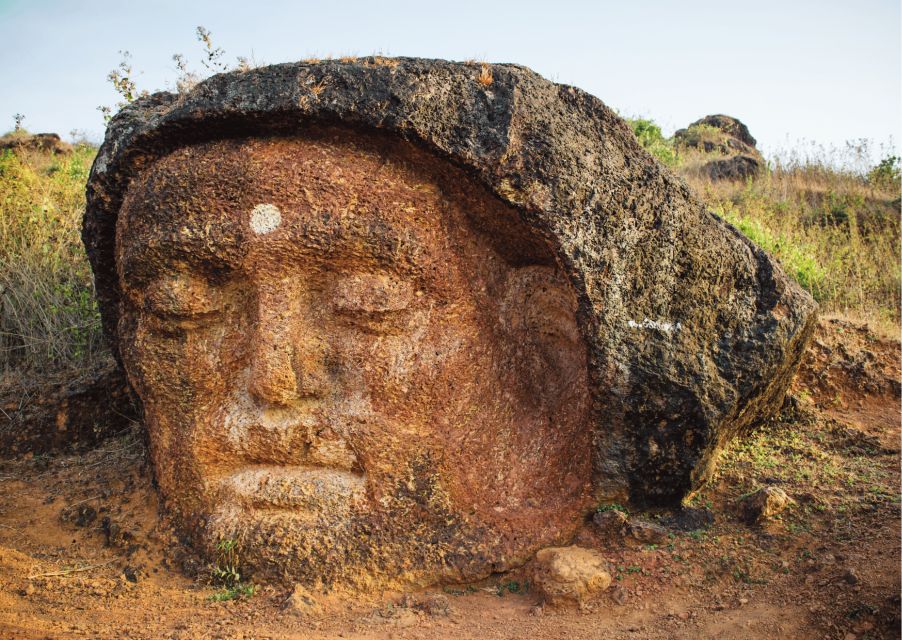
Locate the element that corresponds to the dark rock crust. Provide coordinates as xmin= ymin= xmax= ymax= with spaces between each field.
xmin=0 ymin=363 xmax=136 ymax=455
xmin=83 ymin=57 xmax=817 ymax=504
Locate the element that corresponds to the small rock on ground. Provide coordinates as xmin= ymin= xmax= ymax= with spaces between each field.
xmin=625 ymin=520 xmax=669 ymax=546
xmin=284 ymin=584 xmax=322 ymax=617
xmin=593 ymin=509 xmax=629 ymax=536
xmin=741 ymin=486 xmax=795 ymax=523
xmin=532 ymin=545 xmax=612 ymax=608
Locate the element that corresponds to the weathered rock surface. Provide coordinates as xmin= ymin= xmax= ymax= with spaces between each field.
xmin=593 ymin=509 xmax=629 ymax=536
xmin=675 ymin=114 xmax=764 ymax=181
xmin=663 ymin=506 xmax=715 ymax=531
xmin=84 ymin=58 xmax=817 ymax=508
xmin=532 ymin=546 xmax=612 ymax=607
xmin=625 ymin=519 xmax=670 ymax=546
xmin=284 ymin=584 xmax=322 ymax=617
xmin=701 ymin=154 xmax=762 ymax=181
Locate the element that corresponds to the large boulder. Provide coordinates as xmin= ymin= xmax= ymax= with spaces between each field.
xmin=84 ymin=57 xmax=815 ymax=505
xmin=81 ymin=59 xmax=815 ymax=589
xmin=676 ymin=114 xmax=758 ymax=151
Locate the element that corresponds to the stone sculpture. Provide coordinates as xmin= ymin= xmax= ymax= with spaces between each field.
xmin=83 ymin=57 xmax=817 ymax=590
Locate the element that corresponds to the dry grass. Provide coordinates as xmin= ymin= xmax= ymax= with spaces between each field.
xmin=477 ymin=63 xmax=493 ymax=87
xmin=309 ymin=79 xmax=328 ymax=96
xmin=680 ymin=155 xmax=900 ymax=333
xmin=0 ymin=143 xmax=104 ymax=375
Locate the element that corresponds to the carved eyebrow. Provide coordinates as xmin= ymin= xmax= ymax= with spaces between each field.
xmin=332 ymin=273 xmax=415 ymax=312
xmin=281 ymin=214 xmax=434 ymax=271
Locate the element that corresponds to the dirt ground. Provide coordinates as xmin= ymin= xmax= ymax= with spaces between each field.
xmin=0 ymin=317 xmax=898 ymax=640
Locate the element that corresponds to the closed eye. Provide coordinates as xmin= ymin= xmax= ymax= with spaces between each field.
xmin=138 ymin=271 xmax=231 ymax=330
xmin=332 ymin=272 xmax=416 ymax=334
xmin=332 ymin=272 xmax=414 ymax=313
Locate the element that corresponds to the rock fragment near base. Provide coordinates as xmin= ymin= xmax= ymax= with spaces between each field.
xmin=741 ymin=486 xmax=796 ymax=523
xmin=532 ymin=546 xmax=612 ymax=607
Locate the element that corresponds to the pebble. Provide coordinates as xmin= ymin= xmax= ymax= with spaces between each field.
xmin=841 ymin=568 xmax=859 ymax=585
xmin=611 ymin=585 xmax=628 ymax=605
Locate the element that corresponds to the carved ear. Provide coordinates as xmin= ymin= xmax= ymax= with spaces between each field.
xmin=501 ymin=266 xmax=581 ymax=343
xmin=499 ymin=266 xmax=585 ymax=400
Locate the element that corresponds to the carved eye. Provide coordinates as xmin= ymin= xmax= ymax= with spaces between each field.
xmin=332 ymin=273 xmax=415 ymax=334
xmin=141 ymin=272 xmax=228 ymax=329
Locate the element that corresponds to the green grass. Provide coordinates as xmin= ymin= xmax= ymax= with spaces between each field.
xmin=714 ymin=203 xmax=827 ymax=297
xmin=596 ymin=503 xmax=629 ymax=514
xmin=208 ymin=583 xmax=256 ymax=602
xmin=711 ymin=416 xmax=895 ymax=529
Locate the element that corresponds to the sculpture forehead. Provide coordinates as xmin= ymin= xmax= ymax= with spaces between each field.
xmin=117 ymin=135 xmax=472 ymax=276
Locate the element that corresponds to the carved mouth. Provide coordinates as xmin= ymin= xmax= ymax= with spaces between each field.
xmin=218 ymin=466 xmax=366 ymax=513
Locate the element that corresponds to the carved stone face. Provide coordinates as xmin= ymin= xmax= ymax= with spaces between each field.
xmin=115 ymin=131 xmax=592 ymax=589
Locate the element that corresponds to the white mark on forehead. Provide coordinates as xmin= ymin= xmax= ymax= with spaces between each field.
xmin=250 ymin=203 xmax=281 ymax=235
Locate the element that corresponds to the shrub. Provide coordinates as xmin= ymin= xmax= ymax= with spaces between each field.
xmin=627 ymin=118 xmax=677 ymax=166
xmin=867 ymin=155 xmax=901 ymax=193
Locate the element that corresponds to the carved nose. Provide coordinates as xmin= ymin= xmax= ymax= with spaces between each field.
xmin=249 ymin=291 xmax=327 ymax=406
xmin=249 ymin=333 xmax=299 ymax=406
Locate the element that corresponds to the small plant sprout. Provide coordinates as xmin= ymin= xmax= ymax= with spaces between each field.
xmin=596 ymin=503 xmax=629 ymax=515
xmin=98 ymin=50 xmax=149 ymax=122
xmin=211 ymin=537 xmax=241 ymax=587
xmin=208 ymin=537 xmax=255 ymax=601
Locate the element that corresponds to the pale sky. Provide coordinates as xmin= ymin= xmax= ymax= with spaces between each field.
xmin=1 ymin=0 xmax=899 ymax=164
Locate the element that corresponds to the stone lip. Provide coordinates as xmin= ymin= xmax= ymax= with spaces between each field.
xmin=83 ymin=56 xmax=817 ymax=505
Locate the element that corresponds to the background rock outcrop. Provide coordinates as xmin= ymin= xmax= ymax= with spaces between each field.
xmin=84 ymin=57 xmax=817 ymax=509
xmin=0 ymin=132 xmax=73 ymax=155
xmin=675 ymin=114 xmax=764 ymax=181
